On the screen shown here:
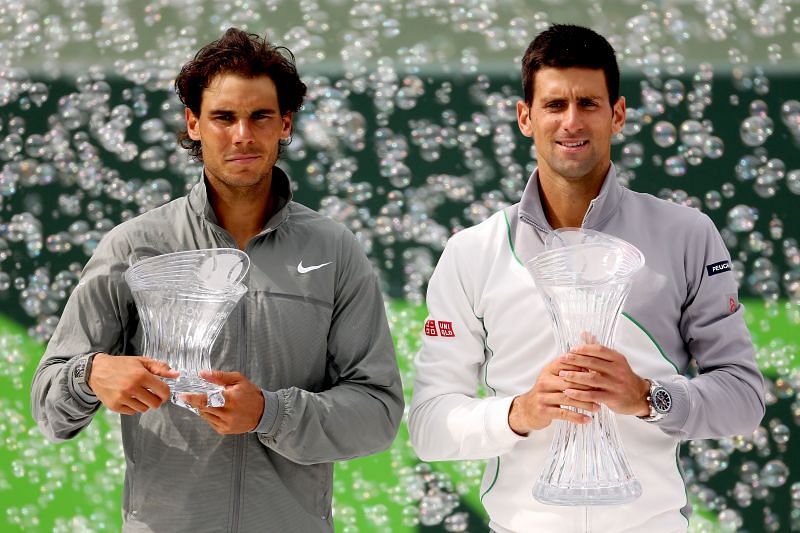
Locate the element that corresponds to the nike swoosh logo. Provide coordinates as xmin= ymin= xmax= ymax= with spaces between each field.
xmin=297 ymin=261 xmax=332 ymax=274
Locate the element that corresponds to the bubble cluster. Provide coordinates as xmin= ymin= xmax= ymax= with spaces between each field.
xmin=0 ymin=1 xmax=799 ymax=532
xmin=682 ymin=365 xmax=800 ymax=531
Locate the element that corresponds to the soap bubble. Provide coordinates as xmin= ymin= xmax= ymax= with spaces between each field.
xmin=740 ymin=116 xmax=773 ymax=147
xmin=663 ymin=79 xmax=685 ymax=106
xmin=727 ymin=205 xmax=759 ymax=232
xmin=652 ymin=121 xmax=677 ymax=148
xmin=787 ymin=170 xmax=800 ymax=194
xmin=664 ymin=155 xmax=687 ymax=177
xmin=761 ymin=460 xmax=790 ymax=488
xmin=679 ymin=120 xmax=706 ymax=147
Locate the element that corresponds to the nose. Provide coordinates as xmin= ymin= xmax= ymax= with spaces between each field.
xmin=561 ymin=104 xmax=583 ymax=133
xmin=232 ymin=119 xmax=255 ymax=145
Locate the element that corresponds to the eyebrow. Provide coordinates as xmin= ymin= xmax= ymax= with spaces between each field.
xmin=207 ymin=107 xmax=278 ymax=116
xmin=540 ymin=95 xmax=603 ymax=102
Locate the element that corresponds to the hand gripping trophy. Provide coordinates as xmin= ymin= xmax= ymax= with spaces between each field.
xmin=124 ymin=248 xmax=249 ymax=412
xmin=525 ymin=228 xmax=644 ymax=506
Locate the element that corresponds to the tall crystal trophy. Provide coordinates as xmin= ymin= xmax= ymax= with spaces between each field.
xmin=124 ymin=248 xmax=249 ymax=413
xmin=525 ymin=228 xmax=644 ymax=505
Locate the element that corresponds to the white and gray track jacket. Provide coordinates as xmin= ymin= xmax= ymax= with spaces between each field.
xmin=409 ymin=165 xmax=765 ymax=533
xmin=31 ymin=168 xmax=404 ymax=533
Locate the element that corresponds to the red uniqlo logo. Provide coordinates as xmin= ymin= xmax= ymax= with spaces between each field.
xmin=424 ymin=319 xmax=438 ymax=336
xmin=438 ymin=321 xmax=455 ymax=337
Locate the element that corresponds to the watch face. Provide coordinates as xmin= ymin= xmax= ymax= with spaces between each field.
xmin=653 ymin=387 xmax=672 ymax=414
xmin=74 ymin=358 xmax=87 ymax=381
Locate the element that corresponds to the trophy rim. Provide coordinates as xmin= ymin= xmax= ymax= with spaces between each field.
xmin=124 ymin=247 xmax=251 ymax=293
xmin=526 ymin=228 xmax=645 ymax=288
xmin=127 ymin=247 xmax=249 ymax=268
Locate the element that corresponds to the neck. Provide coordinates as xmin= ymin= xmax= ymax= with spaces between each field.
xmin=206 ymin=173 xmax=275 ymax=250
xmin=537 ymin=166 xmax=608 ymax=229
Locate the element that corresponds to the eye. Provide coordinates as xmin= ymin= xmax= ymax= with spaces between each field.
xmin=580 ymin=99 xmax=598 ymax=108
xmin=213 ymin=113 xmax=234 ymax=122
xmin=545 ymin=101 xmax=565 ymax=110
xmin=252 ymin=111 xmax=276 ymax=121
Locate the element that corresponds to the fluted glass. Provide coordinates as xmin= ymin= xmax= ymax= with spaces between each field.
xmin=525 ymin=228 xmax=644 ymax=506
xmin=124 ymin=248 xmax=249 ymax=412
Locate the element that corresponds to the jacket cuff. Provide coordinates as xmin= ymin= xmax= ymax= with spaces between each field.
xmin=485 ymin=395 xmax=529 ymax=447
xmin=66 ymin=355 xmax=100 ymax=407
xmin=251 ymin=389 xmax=281 ymax=435
xmin=651 ymin=376 xmax=690 ymax=436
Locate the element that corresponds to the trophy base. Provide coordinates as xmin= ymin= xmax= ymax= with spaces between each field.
xmin=533 ymin=479 xmax=642 ymax=506
xmin=163 ymin=375 xmax=225 ymax=414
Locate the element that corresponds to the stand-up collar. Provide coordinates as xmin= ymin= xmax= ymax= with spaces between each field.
xmin=518 ymin=163 xmax=624 ymax=233
xmin=187 ymin=165 xmax=294 ymax=232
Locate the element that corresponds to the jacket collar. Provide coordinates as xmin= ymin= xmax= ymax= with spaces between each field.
xmin=518 ymin=163 xmax=624 ymax=233
xmin=188 ymin=165 xmax=294 ymax=232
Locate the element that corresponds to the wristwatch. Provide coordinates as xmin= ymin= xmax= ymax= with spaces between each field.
xmin=638 ymin=379 xmax=672 ymax=422
xmin=73 ymin=353 xmax=97 ymax=394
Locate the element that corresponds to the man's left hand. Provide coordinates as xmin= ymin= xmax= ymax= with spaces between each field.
xmin=182 ymin=370 xmax=265 ymax=435
xmin=558 ymin=344 xmax=650 ymax=417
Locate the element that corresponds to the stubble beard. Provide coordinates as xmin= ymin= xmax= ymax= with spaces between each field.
xmin=545 ymin=156 xmax=598 ymax=182
xmin=212 ymin=143 xmax=281 ymax=192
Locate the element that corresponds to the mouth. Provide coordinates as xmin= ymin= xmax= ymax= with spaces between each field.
xmin=556 ymin=140 xmax=589 ymax=149
xmin=226 ymin=154 xmax=261 ymax=164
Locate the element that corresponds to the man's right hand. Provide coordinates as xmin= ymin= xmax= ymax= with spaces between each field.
xmin=507 ymin=358 xmax=600 ymax=435
xmin=88 ymin=353 xmax=179 ymax=415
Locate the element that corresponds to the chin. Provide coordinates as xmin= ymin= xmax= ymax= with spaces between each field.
xmin=553 ymin=165 xmax=596 ymax=180
xmin=229 ymin=176 xmax=268 ymax=188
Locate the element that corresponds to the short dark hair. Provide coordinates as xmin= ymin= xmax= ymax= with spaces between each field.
xmin=521 ymin=24 xmax=619 ymax=106
xmin=175 ymin=27 xmax=308 ymax=161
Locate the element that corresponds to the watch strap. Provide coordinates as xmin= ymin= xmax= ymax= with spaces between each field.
xmin=638 ymin=379 xmax=666 ymax=422
xmin=73 ymin=353 xmax=97 ymax=396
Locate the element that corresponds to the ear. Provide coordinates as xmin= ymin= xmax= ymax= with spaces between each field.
xmin=517 ymin=100 xmax=533 ymax=138
xmin=186 ymin=107 xmax=201 ymax=141
xmin=281 ymin=112 xmax=293 ymax=139
xmin=611 ymin=96 xmax=626 ymax=135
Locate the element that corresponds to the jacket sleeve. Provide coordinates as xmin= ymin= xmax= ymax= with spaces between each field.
xmin=30 ymin=229 xmax=133 ymax=441
xmin=256 ymin=230 xmax=404 ymax=464
xmin=657 ymin=213 xmax=765 ymax=439
xmin=408 ymin=233 xmax=527 ymax=462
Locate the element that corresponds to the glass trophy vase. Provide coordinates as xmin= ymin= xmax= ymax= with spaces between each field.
xmin=124 ymin=248 xmax=250 ymax=413
xmin=525 ymin=228 xmax=645 ymax=506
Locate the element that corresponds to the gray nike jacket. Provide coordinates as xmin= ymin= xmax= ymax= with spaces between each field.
xmin=31 ymin=168 xmax=404 ymax=532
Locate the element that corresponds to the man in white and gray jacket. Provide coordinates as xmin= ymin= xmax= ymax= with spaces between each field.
xmin=409 ymin=24 xmax=764 ymax=533
xmin=32 ymin=28 xmax=403 ymax=532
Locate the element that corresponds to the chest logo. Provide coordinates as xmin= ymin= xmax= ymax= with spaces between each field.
xmin=706 ymin=260 xmax=731 ymax=276
xmin=297 ymin=261 xmax=332 ymax=274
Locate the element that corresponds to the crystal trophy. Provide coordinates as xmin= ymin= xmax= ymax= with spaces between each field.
xmin=525 ymin=228 xmax=644 ymax=505
xmin=124 ymin=248 xmax=249 ymax=413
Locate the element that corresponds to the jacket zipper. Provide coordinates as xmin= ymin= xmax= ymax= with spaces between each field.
xmin=581 ymin=198 xmax=597 ymax=228
xmin=519 ymin=213 xmax=548 ymax=233
xmin=230 ymin=235 xmax=255 ymax=533
xmin=212 ymin=229 xmax=246 ymax=533
xmin=207 ymin=220 xmax=274 ymax=533
xmin=520 ymin=196 xmax=598 ymax=233
xmin=229 ymin=299 xmax=247 ymax=533
xmin=231 ymin=233 xmax=268 ymax=533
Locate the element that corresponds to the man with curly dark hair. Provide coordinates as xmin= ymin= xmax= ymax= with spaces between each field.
xmin=32 ymin=28 xmax=403 ymax=532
